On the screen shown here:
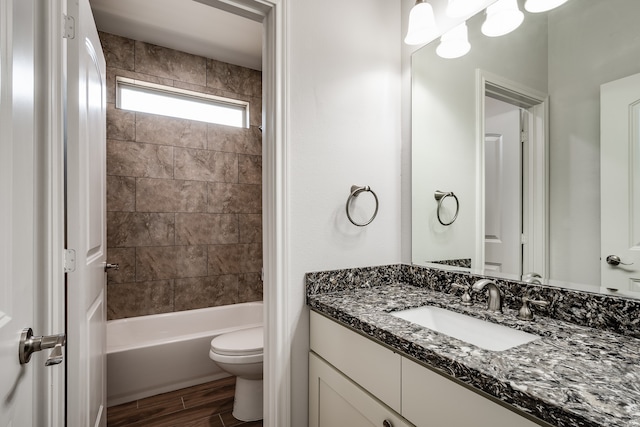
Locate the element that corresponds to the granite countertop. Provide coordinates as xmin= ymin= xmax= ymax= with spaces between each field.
xmin=307 ymin=283 xmax=640 ymax=427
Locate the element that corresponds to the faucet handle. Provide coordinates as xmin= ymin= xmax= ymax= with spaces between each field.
xmin=517 ymin=296 xmax=549 ymax=321
xmin=451 ymin=283 xmax=472 ymax=306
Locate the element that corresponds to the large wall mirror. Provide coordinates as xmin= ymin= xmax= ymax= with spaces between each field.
xmin=411 ymin=0 xmax=640 ymax=298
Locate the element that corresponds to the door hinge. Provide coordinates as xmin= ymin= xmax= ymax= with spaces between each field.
xmin=521 ymin=130 xmax=528 ymax=143
xmin=520 ymin=234 xmax=528 ymax=245
xmin=63 ymin=14 xmax=75 ymax=39
xmin=64 ymin=249 xmax=76 ymax=273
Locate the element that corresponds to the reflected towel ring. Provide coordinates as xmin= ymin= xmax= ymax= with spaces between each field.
xmin=346 ymin=185 xmax=379 ymax=227
xmin=434 ymin=190 xmax=459 ymax=226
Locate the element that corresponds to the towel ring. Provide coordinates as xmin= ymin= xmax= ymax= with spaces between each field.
xmin=434 ymin=190 xmax=459 ymax=226
xmin=346 ymin=185 xmax=379 ymax=227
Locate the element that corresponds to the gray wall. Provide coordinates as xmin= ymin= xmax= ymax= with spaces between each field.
xmin=101 ymin=32 xmax=263 ymax=320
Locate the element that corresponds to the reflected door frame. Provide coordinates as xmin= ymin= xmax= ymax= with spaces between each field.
xmin=475 ymin=69 xmax=549 ymax=278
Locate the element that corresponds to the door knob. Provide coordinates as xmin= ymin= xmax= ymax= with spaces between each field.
xmin=104 ymin=263 xmax=119 ymax=272
xmin=19 ymin=328 xmax=66 ymax=366
xmin=606 ymin=255 xmax=634 ymax=266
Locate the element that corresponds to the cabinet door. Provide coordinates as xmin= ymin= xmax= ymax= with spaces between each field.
xmin=402 ymin=358 xmax=543 ymax=427
xmin=310 ymin=353 xmax=413 ymax=427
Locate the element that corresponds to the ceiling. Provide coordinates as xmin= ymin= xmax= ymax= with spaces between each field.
xmin=89 ymin=0 xmax=263 ymax=70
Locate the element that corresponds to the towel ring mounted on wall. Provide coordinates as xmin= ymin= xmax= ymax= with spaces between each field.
xmin=346 ymin=185 xmax=379 ymax=227
xmin=434 ymin=190 xmax=459 ymax=226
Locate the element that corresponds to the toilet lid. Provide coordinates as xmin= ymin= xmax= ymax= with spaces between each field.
xmin=210 ymin=326 xmax=263 ymax=356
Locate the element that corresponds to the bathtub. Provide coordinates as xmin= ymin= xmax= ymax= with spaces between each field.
xmin=106 ymin=301 xmax=263 ymax=407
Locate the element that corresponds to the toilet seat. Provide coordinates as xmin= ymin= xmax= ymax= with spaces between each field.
xmin=210 ymin=326 xmax=263 ymax=356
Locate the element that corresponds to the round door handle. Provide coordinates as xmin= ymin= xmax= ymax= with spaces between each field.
xmin=382 ymin=420 xmax=393 ymax=427
xmin=606 ymin=255 xmax=634 ymax=266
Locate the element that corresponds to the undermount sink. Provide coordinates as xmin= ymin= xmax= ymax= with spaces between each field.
xmin=391 ymin=306 xmax=539 ymax=351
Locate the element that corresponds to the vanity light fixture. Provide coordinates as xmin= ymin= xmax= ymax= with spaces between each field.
xmin=524 ymin=0 xmax=569 ymax=13
xmin=445 ymin=0 xmax=477 ymax=18
xmin=436 ymin=22 xmax=471 ymax=59
xmin=481 ymin=0 xmax=524 ymax=37
xmin=404 ymin=0 xmax=439 ymax=45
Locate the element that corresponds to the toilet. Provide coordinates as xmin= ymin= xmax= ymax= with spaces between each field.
xmin=209 ymin=326 xmax=263 ymax=421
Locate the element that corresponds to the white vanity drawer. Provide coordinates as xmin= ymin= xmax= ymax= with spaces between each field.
xmin=401 ymin=357 xmax=542 ymax=427
xmin=310 ymin=311 xmax=402 ymax=413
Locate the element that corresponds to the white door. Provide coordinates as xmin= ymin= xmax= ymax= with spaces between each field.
xmin=65 ymin=0 xmax=108 ymax=425
xmin=601 ymin=72 xmax=640 ymax=297
xmin=484 ymin=97 xmax=522 ymax=275
xmin=0 ymin=1 xmax=38 ymax=425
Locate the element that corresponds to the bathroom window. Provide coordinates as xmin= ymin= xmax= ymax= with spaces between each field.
xmin=116 ymin=76 xmax=249 ymax=128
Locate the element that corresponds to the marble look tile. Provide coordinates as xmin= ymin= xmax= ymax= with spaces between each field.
xmin=207 ymin=124 xmax=261 ymax=156
xmin=174 ymin=275 xmax=238 ymax=311
xmin=106 ymin=247 xmax=136 ymax=284
xmin=99 ymin=32 xmax=134 ymax=72
xmin=136 ymin=113 xmax=207 ymax=149
xmin=107 ymin=140 xmax=173 ymax=179
xmin=136 ymin=178 xmax=207 ymax=213
xmin=238 ymin=273 xmax=263 ymax=303
xmin=107 ymin=280 xmax=174 ymax=320
xmin=135 ymin=41 xmax=206 ymax=86
xmin=175 ymin=213 xmax=238 ymax=245
xmin=136 ymin=246 xmax=207 ymax=282
xmin=107 ymin=103 xmax=135 ymax=141
xmin=206 ymin=59 xmax=262 ymax=98
xmin=238 ymin=155 xmax=261 ymax=184
xmin=174 ymin=148 xmax=237 ymax=183
xmin=207 ymin=183 xmax=261 ymax=214
xmin=207 ymin=243 xmax=262 ymax=275
xmin=107 ymin=212 xmax=175 ymax=247
xmin=248 ymin=96 xmax=262 ymax=128
xmin=239 ymin=214 xmax=262 ymax=243
xmin=106 ymin=67 xmax=175 ymax=105
xmin=107 ymin=175 xmax=136 ymax=212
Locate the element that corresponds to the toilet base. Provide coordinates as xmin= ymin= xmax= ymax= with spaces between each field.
xmin=232 ymin=377 xmax=263 ymax=422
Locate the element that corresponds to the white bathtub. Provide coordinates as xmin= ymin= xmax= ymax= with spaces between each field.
xmin=106 ymin=302 xmax=263 ymax=407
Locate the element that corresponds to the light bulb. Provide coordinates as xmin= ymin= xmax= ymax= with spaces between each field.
xmin=404 ymin=0 xmax=439 ymax=45
xmin=524 ymin=0 xmax=569 ymax=13
xmin=481 ymin=0 xmax=524 ymax=37
xmin=436 ymin=23 xmax=471 ymax=59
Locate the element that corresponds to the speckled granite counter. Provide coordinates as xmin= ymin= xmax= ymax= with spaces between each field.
xmin=306 ymin=265 xmax=640 ymax=427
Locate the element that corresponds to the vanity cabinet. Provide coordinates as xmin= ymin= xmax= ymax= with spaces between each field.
xmin=310 ymin=311 xmax=547 ymax=427
xmin=309 ymin=353 xmax=413 ymax=427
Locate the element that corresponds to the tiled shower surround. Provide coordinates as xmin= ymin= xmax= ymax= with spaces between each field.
xmin=100 ymin=32 xmax=263 ymax=320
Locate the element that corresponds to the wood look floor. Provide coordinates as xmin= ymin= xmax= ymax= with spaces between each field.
xmin=107 ymin=377 xmax=263 ymax=427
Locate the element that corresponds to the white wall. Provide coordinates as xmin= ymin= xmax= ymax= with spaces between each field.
xmin=288 ymin=0 xmax=402 ymax=425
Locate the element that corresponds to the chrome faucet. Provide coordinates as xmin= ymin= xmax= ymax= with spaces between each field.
xmin=472 ymin=279 xmax=502 ymax=313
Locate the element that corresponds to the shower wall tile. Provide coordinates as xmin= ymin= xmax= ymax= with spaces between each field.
xmin=174 ymin=148 xmax=238 ymax=183
xmin=107 ymin=280 xmax=174 ymax=320
xmin=107 ymin=175 xmax=136 ymax=212
xmin=107 ymin=140 xmax=174 ymax=179
xmin=207 ymin=243 xmax=262 ymax=275
xmin=135 ymin=41 xmax=206 ymax=86
xmin=207 ymin=124 xmax=261 ymax=156
xmin=106 ymin=103 xmax=136 ymax=141
xmin=175 ymin=213 xmax=238 ymax=245
xmin=206 ymin=59 xmax=262 ymax=98
xmin=239 ymin=214 xmax=262 ymax=243
xmin=136 ymin=178 xmax=207 ymax=213
xmin=136 ymin=245 xmax=207 ymax=282
xmin=207 ymin=183 xmax=262 ymax=214
xmin=98 ymin=32 xmax=134 ymax=72
xmin=107 ymin=212 xmax=175 ymax=248
xmin=136 ymin=113 xmax=207 ymax=149
xmin=238 ymin=273 xmax=263 ymax=302
xmin=238 ymin=155 xmax=261 ymax=184
xmin=106 ymin=247 xmax=136 ymax=284
xmin=103 ymin=32 xmax=262 ymax=319
xmin=174 ymin=275 xmax=239 ymax=311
